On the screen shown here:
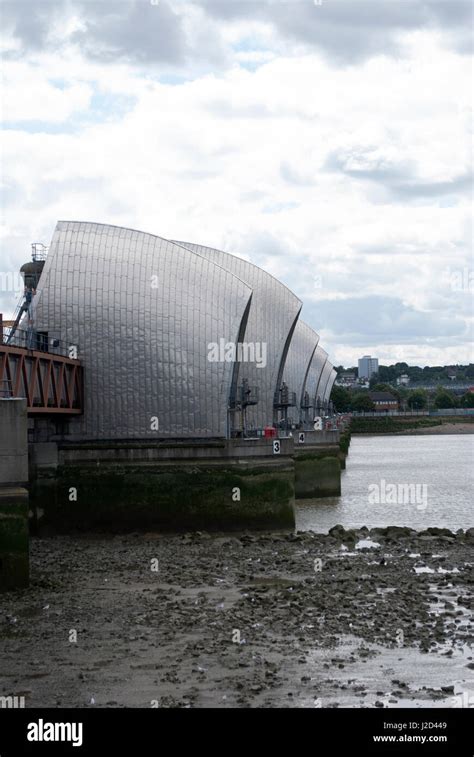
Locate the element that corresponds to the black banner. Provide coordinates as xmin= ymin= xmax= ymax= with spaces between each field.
xmin=0 ymin=708 xmax=472 ymax=755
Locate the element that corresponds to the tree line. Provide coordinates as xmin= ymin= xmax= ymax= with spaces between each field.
xmin=331 ymin=383 xmax=474 ymax=413
xmin=335 ymin=362 xmax=474 ymax=385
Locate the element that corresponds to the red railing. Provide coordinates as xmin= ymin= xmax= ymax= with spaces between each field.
xmin=0 ymin=343 xmax=83 ymax=414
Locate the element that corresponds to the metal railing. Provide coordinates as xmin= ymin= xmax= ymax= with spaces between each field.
xmin=2 ymin=326 xmax=77 ymax=359
xmin=235 ymin=384 xmax=259 ymax=407
xmin=273 ymin=390 xmax=297 ymax=408
xmin=350 ymin=409 xmax=474 ymax=417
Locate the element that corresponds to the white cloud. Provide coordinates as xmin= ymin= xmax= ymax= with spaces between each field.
xmin=1 ymin=63 xmax=92 ymax=122
xmin=0 ymin=11 xmax=472 ymax=367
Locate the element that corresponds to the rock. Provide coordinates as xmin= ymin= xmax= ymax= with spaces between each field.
xmin=384 ymin=526 xmax=416 ymax=539
xmin=342 ymin=529 xmax=357 ymax=543
xmin=424 ymin=528 xmax=454 ymax=537
xmin=328 ymin=524 xmax=346 ymax=539
xmin=212 ymin=537 xmax=242 ymax=549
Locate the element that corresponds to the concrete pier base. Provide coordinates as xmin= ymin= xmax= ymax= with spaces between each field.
xmin=0 ymin=487 xmax=29 ymax=589
xmin=0 ymin=399 xmax=29 ymax=591
xmin=294 ymin=430 xmax=342 ymax=498
xmin=30 ymin=438 xmax=296 ymax=531
xmin=295 ymin=455 xmax=341 ymax=498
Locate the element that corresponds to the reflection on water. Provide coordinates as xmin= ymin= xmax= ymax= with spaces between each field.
xmin=296 ymin=434 xmax=474 ymax=533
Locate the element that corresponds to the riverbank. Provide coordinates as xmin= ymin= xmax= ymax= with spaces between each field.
xmin=1 ymin=528 xmax=472 ymax=708
xmin=355 ymin=423 xmax=474 ymax=436
xmin=350 ymin=417 xmax=474 ymax=436
xmin=392 ymin=421 xmax=474 ymax=435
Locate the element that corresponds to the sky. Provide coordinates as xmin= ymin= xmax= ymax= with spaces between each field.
xmin=0 ymin=0 xmax=472 ymax=367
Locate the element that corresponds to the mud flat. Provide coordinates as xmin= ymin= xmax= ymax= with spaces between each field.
xmin=0 ymin=527 xmax=472 ymax=708
xmin=398 ymin=422 xmax=474 ymax=435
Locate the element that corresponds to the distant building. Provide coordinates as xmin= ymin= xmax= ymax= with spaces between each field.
xmin=368 ymin=391 xmax=398 ymax=412
xmin=358 ymin=355 xmax=379 ymax=379
xmin=396 ymin=373 xmax=410 ymax=386
xmin=336 ymin=371 xmax=356 ymax=387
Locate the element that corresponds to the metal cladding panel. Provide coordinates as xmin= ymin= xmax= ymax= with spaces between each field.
xmin=282 ymin=320 xmax=319 ymax=416
xmin=324 ymin=368 xmax=338 ymax=403
xmin=174 ymin=242 xmax=302 ymax=430
xmin=316 ymin=360 xmax=333 ymax=407
xmin=33 ymin=221 xmax=252 ymax=440
xmin=306 ymin=345 xmax=328 ymax=407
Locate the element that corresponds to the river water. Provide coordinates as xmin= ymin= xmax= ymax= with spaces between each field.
xmin=296 ymin=434 xmax=474 ymax=533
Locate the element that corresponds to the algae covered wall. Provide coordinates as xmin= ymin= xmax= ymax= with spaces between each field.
xmin=294 ymin=452 xmax=341 ymax=498
xmin=29 ymin=432 xmax=349 ymax=531
xmin=0 ymin=399 xmax=29 ymax=590
xmin=30 ymin=441 xmax=296 ymax=531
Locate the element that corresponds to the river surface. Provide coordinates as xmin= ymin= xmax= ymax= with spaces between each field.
xmin=296 ymin=434 xmax=474 ymax=533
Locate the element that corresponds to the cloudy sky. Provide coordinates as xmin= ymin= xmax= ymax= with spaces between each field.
xmin=1 ymin=0 xmax=472 ymax=367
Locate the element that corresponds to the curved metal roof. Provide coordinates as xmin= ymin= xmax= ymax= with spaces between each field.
xmin=173 ymin=241 xmax=302 ymax=430
xmin=306 ymin=345 xmax=328 ymax=408
xmin=323 ymin=368 xmax=338 ymax=403
xmin=316 ymin=359 xmax=333 ymax=407
xmin=282 ymin=320 xmax=319 ymax=421
xmin=34 ymin=221 xmax=252 ymax=439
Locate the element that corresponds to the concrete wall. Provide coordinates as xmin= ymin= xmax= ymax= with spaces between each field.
xmin=0 ymin=399 xmax=29 ymax=590
xmin=0 ymin=399 xmax=28 ymax=485
xmin=293 ymin=431 xmax=343 ymax=498
xmin=30 ymin=438 xmax=296 ymax=531
xmin=29 ymin=432 xmax=349 ymax=530
xmin=294 ymin=456 xmax=341 ymax=498
xmin=296 ymin=430 xmax=340 ymax=445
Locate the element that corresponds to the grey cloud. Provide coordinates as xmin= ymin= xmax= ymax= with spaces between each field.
xmin=232 ymin=230 xmax=292 ymax=260
xmin=389 ymin=174 xmax=473 ymax=201
xmin=325 ymin=150 xmax=472 ymax=202
xmin=303 ymin=295 xmax=466 ymax=346
xmin=2 ymin=0 xmax=188 ymax=65
xmin=199 ymin=0 xmax=473 ymax=63
xmin=1 ymin=0 xmax=60 ymax=50
xmin=2 ymin=0 xmax=471 ymax=67
xmin=324 ymin=150 xmax=416 ymax=183
xmin=73 ymin=1 xmax=186 ymax=64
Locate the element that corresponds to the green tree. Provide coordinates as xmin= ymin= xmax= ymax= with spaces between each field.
xmin=434 ymin=389 xmax=457 ymax=409
xmin=351 ymin=393 xmax=375 ymax=412
xmin=369 ymin=373 xmax=379 ymax=388
xmin=377 ymin=365 xmax=398 ymax=384
xmin=407 ymin=389 xmax=427 ymax=410
xmin=331 ymin=385 xmax=351 ymax=412
xmin=460 ymin=391 xmax=474 ymax=408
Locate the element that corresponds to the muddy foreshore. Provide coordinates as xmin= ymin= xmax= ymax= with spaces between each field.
xmin=1 ymin=527 xmax=473 ymax=708
xmin=352 ymin=422 xmax=474 ymax=436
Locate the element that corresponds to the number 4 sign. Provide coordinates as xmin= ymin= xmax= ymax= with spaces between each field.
xmin=273 ymin=439 xmax=281 ymax=455
xmin=298 ymin=432 xmax=305 ymax=444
